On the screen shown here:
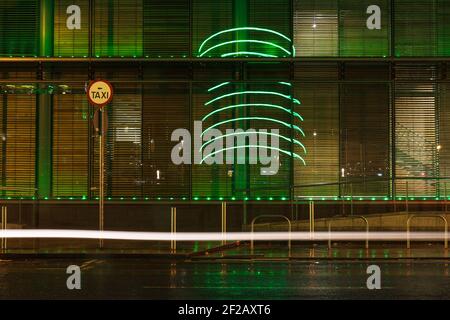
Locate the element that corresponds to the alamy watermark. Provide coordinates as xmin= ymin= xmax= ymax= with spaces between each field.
xmin=171 ymin=121 xmax=281 ymax=176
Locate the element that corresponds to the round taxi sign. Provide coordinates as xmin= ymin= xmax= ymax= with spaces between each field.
xmin=87 ymin=80 xmax=113 ymax=107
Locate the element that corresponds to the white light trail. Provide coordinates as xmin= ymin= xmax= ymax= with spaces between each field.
xmin=0 ymin=230 xmax=446 ymax=242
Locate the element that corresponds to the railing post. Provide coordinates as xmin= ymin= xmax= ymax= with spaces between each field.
xmin=1 ymin=206 xmax=6 ymax=251
xmin=445 ymin=182 xmax=448 ymax=212
xmin=250 ymin=215 xmax=292 ymax=258
xmin=350 ymin=183 xmax=354 ymax=216
xmin=407 ymin=214 xmax=448 ymax=249
xmin=221 ymin=202 xmax=227 ymax=246
xmin=405 ymin=181 xmax=409 ymax=213
xmin=309 ymin=201 xmax=315 ymax=240
xmin=170 ymin=207 xmax=177 ymax=253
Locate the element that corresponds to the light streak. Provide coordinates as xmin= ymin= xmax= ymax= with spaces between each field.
xmin=0 ymin=230 xmax=446 ymax=242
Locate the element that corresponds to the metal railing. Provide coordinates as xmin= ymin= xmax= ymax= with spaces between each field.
xmin=407 ymin=214 xmax=448 ymax=249
xmin=293 ymin=177 xmax=450 ymax=214
xmin=250 ymin=215 xmax=291 ymax=257
xmin=327 ymin=215 xmax=369 ymax=250
xmin=1 ymin=206 xmax=7 ymax=250
xmin=170 ymin=207 xmax=177 ymax=253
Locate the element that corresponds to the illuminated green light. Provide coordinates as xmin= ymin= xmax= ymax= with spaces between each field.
xmin=269 ymin=197 xmax=274 ymax=200
xmin=201 ymin=145 xmax=306 ymax=165
xmin=108 ymin=197 xmax=112 ymax=200
xmin=202 ymin=103 xmax=304 ymax=122
xmin=219 ymin=197 xmax=224 ymax=201
xmin=82 ymin=196 xmax=87 ymax=200
xmin=199 ymin=39 xmax=292 ymax=57
xmin=231 ymin=197 xmax=236 ymax=201
xmin=221 ymin=51 xmax=278 ymax=58
xmin=256 ymin=197 xmax=261 ymax=200
xmin=69 ymin=197 xmax=73 ymax=200
xmin=194 ymin=197 xmax=199 ymax=200
xmin=157 ymin=197 xmax=162 ymax=200
xmin=120 ymin=197 xmax=124 ymax=200
xmin=208 ymin=82 xmax=230 ymax=92
xmin=205 ymin=91 xmax=301 ymax=106
xmin=44 ymin=197 xmax=48 ymax=200
xmin=145 ymin=197 xmax=149 ymax=200
xmin=206 ymin=197 xmax=211 ymax=200
xmin=132 ymin=197 xmax=137 ymax=200
xmin=200 ymin=131 xmax=306 ymax=154
xmin=371 ymin=198 xmax=376 ymax=201
xmin=244 ymin=197 xmax=249 ymax=201
xmin=281 ymin=197 xmax=287 ymax=200
xmin=201 ymin=117 xmax=304 ymax=138
xmin=278 ymin=82 xmax=292 ymax=87
xmin=198 ymin=27 xmax=292 ymax=54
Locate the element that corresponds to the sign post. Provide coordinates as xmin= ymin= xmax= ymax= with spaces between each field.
xmin=87 ymin=80 xmax=113 ymax=249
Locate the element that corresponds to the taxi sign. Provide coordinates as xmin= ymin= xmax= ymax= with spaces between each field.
xmin=87 ymin=79 xmax=113 ymax=107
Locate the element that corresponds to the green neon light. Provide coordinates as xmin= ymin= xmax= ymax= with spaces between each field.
xmin=198 ymin=27 xmax=292 ymax=54
xmin=278 ymin=82 xmax=292 ymax=87
xmin=205 ymin=91 xmax=301 ymax=106
xmin=220 ymin=51 xmax=278 ymax=58
xmin=199 ymin=40 xmax=292 ymax=57
xmin=201 ymin=117 xmax=305 ymax=138
xmin=202 ymin=103 xmax=303 ymax=122
xmin=201 ymin=145 xmax=306 ymax=165
xmin=208 ymin=82 xmax=230 ymax=92
xmin=200 ymin=131 xmax=307 ymax=154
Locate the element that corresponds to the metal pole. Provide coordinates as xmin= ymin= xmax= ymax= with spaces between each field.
xmin=99 ymin=108 xmax=105 ymax=249
xmin=171 ymin=207 xmax=177 ymax=253
xmin=221 ymin=202 xmax=227 ymax=246
xmin=350 ymin=183 xmax=354 ymax=216
xmin=1 ymin=206 xmax=5 ymax=250
xmin=3 ymin=206 xmax=6 ymax=250
xmin=444 ymin=182 xmax=448 ymax=212
xmin=309 ymin=201 xmax=315 ymax=240
xmin=405 ymin=181 xmax=409 ymax=213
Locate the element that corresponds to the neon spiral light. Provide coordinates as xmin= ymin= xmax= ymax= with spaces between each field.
xmin=202 ymin=103 xmax=304 ymax=122
xmin=205 ymin=91 xmax=301 ymax=106
xmin=198 ymin=27 xmax=295 ymax=58
xmin=199 ymin=40 xmax=292 ymax=57
xmin=201 ymin=117 xmax=305 ymax=138
xmin=200 ymin=131 xmax=307 ymax=154
xmin=201 ymin=145 xmax=306 ymax=165
xmin=200 ymin=27 xmax=306 ymax=170
xmin=198 ymin=27 xmax=292 ymax=54
xmin=221 ymin=51 xmax=278 ymax=58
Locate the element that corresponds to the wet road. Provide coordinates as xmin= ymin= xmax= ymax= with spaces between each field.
xmin=0 ymin=258 xmax=448 ymax=299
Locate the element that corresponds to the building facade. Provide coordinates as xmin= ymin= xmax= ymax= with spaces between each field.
xmin=1 ymin=0 xmax=450 ymax=204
